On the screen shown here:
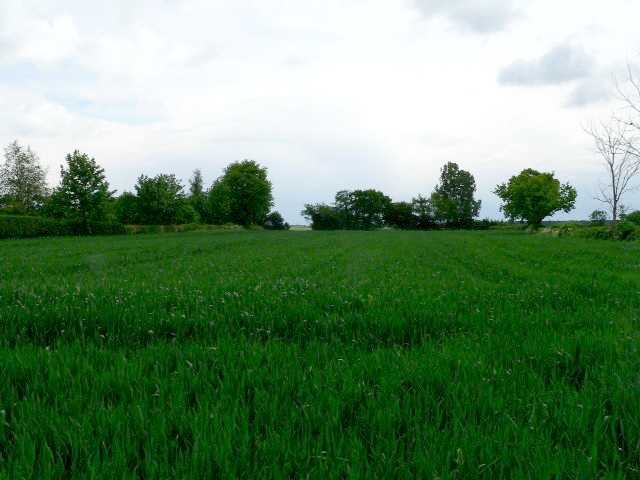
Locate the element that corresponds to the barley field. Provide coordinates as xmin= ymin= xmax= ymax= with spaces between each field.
xmin=1 ymin=230 xmax=639 ymax=478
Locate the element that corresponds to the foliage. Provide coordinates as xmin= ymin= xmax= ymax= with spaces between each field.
xmin=624 ymin=210 xmax=640 ymax=225
xmin=411 ymin=195 xmax=436 ymax=229
xmin=0 ymin=215 xmax=125 ymax=239
xmin=589 ymin=209 xmax=608 ymax=226
xmin=494 ymin=169 xmax=577 ymax=227
xmin=189 ymin=169 xmax=207 ymax=222
xmin=1 ymin=230 xmax=640 ymax=477
xmin=263 ymin=211 xmax=289 ymax=230
xmin=384 ymin=201 xmax=417 ymax=229
xmin=46 ymin=151 xmax=113 ymax=225
xmin=114 ymin=192 xmax=139 ymax=224
xmin=134 ymin=174 xmax=197 ymax=225
xmin=204 ymin=178 xmax=232 ymax=224
xmin=0 ymin=141 xmax=48 ymax=214
xmin=430 ymin=162 xmax=481 ymax=227
xmin=546 ymin=222 xmax=640 ymax=241
xmin=334 ymin=189 xmax=392 ymax=230
xmin=301 ymin=203 xmax=345 ymax=230
xmin=219 ymin=160 xmax=273 ymax=226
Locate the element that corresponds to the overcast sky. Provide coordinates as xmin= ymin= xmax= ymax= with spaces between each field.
xmin=1 ymin=0 xmax=640 ymax=223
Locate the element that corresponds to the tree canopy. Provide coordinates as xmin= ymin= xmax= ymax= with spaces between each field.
xmin=133 ymin=174 xmax=196 ymax=225
xmin=219 ymin=160 xmax=273 ymax=226
xmin=430 ymin=162 xmax=481 ymax=227
xmin=46 ymin=151 xmax=113 ymax=224
xmin=494 ymin=169 xmax=576 ymax=227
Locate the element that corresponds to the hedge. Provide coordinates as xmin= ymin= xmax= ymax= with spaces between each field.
xmin=124 ymin=223 xmax=244 ymax=235
xmin=542 ymin=222 xmax=640 ymax=241
xmin=0 ymin=215 xmax=126 ymax=239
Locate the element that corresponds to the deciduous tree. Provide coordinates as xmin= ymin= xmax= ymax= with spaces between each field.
xmin=494 ymin=169 xmax=576 ymax=227
xmin=47 ymin=151 xmax=113 ymax=225
xmin=0 ymin=141 xmax=48 ymax=214
xmin=430 ymin=162 xmax=481 ymax=227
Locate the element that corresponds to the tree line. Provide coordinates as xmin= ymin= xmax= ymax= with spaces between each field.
xmin=0 ymin=143 xmax=288 ymax=232
xmin=303 ymin=162 xmax=578 ymax=230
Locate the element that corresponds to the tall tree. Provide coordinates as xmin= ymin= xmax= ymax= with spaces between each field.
xmin=430 ymin=162 xmax=481 ymax=227
xmin=189 ymin=169 xmax=207 ymax=222
xmin=585 ymin=119 xmax=639 ymax=224
xmin=0 ymin=141 xmax=48 ymax=213
xmin=494 ymin=169 xmax=577 ymax=227
xmin=48 ymin=151 xmax=112 ymax=224
xmin=220 ymin=160 xmax=273 ymax=226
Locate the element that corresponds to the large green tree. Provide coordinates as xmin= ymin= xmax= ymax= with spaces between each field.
xmin=134 ymin=174 xmax=196 ymax=225
xmin=430 ymin=162 xmax=481 ymax=227
xmin=494 ymin=169 xmax=577 ymax=227
xmin=334 ymin=189 xmax=392 ymax=230
xmin=0 ymin=141 xmax=48 ymax=214
xmin=220 ymin=160 xmax=273 ymax=226
xmin=47 ymin=151 xmax=112 ymax=224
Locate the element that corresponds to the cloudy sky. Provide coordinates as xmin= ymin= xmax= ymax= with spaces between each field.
xmin=1 ymin=0 xmax=640 ymax=223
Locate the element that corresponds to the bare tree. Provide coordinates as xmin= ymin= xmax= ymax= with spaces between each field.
xmin=616 ymin=63 xmax=640 ymax=158
xmin=585 ymin=119 xmax=639 ymax=223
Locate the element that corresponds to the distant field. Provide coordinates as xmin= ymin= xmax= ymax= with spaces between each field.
xmin=1 ymin=230 xmax=639 ymax=478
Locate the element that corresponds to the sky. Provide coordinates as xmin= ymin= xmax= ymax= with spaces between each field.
xmin=1 ymin=0 xmax=640 ymax=224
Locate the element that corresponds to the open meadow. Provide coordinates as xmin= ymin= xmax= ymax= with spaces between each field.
xmin=1 ymin=230 xmax=640 ymax=478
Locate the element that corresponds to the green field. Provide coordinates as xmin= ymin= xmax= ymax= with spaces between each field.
xmin=1 ymin=230 xmax=639 ymax=478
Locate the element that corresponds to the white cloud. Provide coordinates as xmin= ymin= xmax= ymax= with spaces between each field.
xmin=413 ymin=0 xmax=521 ymax=33
xmin=499 ymin=43 xmax=594 ymax=86
xmin=1 ymin=0 xmax=640 ymax=222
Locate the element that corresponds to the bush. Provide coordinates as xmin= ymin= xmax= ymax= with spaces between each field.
xmin=546 ymin=222 xmax=640 ymax=241
xmin=613 ymin=221 xmax=638 ymax=240
xmin=263 ymin=211 xmax=289 ymax=230
xmin=0 ymin=215 xmax=125 ymax=239
xmin=589 ymin=210 xmax=608 ymax=226
xmin=625 ymin=210 xmax=640 ymax=226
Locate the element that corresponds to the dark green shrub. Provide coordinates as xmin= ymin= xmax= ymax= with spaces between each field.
xmin=625 ymin=210 xmax=640 ymax=226
xmin=264 ymin=211 xmax=289 ymax=230
xmin=613 ymin=222 xmax=638 ymax=241
xmin=0 ymin=215 xmax=68 ymax=239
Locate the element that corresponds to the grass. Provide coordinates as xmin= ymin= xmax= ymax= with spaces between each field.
xmin=1 ymin=230 xmax=639 ymax=478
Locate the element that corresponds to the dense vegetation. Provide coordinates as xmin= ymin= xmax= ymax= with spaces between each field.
xmin=1 ymin=229 xmax=639 ymax=477
xmin=0 ymin=142 xmax=286 ymax=237
xmin=302 ymin=162 xmax=484 ymax=230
